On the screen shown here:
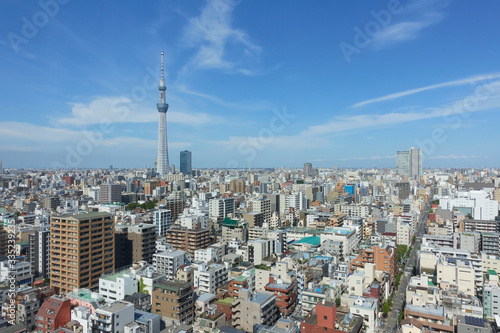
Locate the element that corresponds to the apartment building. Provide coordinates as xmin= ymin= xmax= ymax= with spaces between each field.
xmin=89 ymin=301 xmax=135 ymax=333
xmin=36 ymin=295 xmax=71 ymax=333
xmin=166 ymin=226 xmax=211 ymax=257
xmin=232 ymin=289 xmax=279 ymax=332
xmin=193 ymin=263 xmax=228 ymax=294
xmin=128 ymin=223 xmax=157 ymax=264
xmin=349 ymin=246 xmax=397 ymax=283
xmin=152 ymin=280 xmax=194 ymax=325
xmin=50 ymin=212 xmax=114 ymax=295
xmin=99 ymin=269 xmax=138 ymax=302
xmin=221 ymin=218 xmax=248 ymax=242
xmin=153 ymin=250 xmax=187 ymax=280
xmin=350 ymin=297 xmax=378 ymax=333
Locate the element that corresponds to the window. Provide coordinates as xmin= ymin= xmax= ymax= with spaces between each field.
xmin=323 ymin=316 xmax=327 ymax=320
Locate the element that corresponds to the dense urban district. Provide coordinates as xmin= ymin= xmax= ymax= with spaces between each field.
xmin=1 ymin=155 xmax=500 ymax=333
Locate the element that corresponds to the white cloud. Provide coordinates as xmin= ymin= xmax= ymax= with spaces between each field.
xmin=305 ymin=80 xmax=500 ymax=136
xmin=0 ymin=145 xmax=39 ymax=152
xmin=352 ymin=73 xmax=500 ymax=108
xmin=338 ymin=155 xmax=395 ymax=161
xmin=372 ymin=12 xmax=442 ymax=48
xmin=182 ymin=0 xmax=261 ymax=73
xmin=370 ymin=0 xmax=448 ymax=50
xmin=56 ymin=96 xmax=220 ymax=126
xmin=210 ymin=78 xmax=500 ymax=152
xmin=426 ymin=154 xmax=478 ymax=159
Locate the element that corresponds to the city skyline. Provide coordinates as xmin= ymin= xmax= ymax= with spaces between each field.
xmin=2 ymin=1 xmax=500 ymax=169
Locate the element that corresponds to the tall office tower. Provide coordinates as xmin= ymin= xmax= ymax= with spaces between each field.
xmin=304 ymin=162 xmax=312 ymax=177
xmin=28 ymin=228 xmax=50 ymax=278
xmin=0 ymin=159 xmax=2 ymax=174
xmin=50 ymin=212 xmax=114 ymax=295
xmin=409 ymin=147 xmax=422 ymax=180
xmin=396 ymin=148 xmax=422 ymax=180
xmin=155 ymin=209 xmax=173 ymax=238
xmin=396 ymin=151 xmax=410 ymax=177
xmin=157 ymin=51 xmax=169 ymax=176
xmin=99 ymin=183 xmax=122 ymax=203
xmin=180 ymin=150 xmax=192 ymax=175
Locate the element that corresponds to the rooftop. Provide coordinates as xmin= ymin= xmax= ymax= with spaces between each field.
xmin=295 ymin=236 xmax=321 ymax=247
xmin=216 ymin=297 xmax=235 ymax=306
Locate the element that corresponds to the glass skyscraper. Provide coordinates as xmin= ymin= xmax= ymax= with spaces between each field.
xmin=180 ymin=150 xmax=192 ymax=175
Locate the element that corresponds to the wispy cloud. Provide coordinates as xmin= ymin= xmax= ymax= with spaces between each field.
xmin=182 ymin=0 xmax=261 ymax=73
xmin=352 ymin=73 xmax=500 ymax=108
xmin=372 ymin=12 xmax=443 ymax=48
xmin=338 ymin=155 xmax=395 ymax=161
xmin=177 ymin=84 xmax=271 ymax=111
xmin=56 ymin=96 xmax=221 ymax=126
xmin=212 ymin=78 xmax=500 ymax=151
xmin=426 ymin=154 xmax=478 ymax=159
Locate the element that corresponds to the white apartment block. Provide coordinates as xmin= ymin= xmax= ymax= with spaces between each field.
xmin=350 ymin=297 xmax=378 ymax=333
xmin=154 ymin=209 xmax=172 ymax=238
xmin=341 ymin=205 xmax=370 ymax=218
xmin=209 ymin=198 xmax=235 ymax=218
xmin=90 ymin=301 xmax=135 ymax=333
xmin=153 ymin=250 xmax=186 ymax=281
xmin=99 ymin=270 xmax=138 ymax=302
xmin=194 ymin=247 xmax=218 ymax=263
xmin=248 ymin=239 xmax=276 ymax=265
xmin=193 ymin=263 xmax=228 ymax=294
xmin=396 ymin=220 xmax=411 ymax=246
xmin=439 ymin=190 xmax=499 ymax=220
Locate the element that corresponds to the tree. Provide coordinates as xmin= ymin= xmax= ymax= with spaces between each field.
xmin=335 ymin=298 xmax=341 ymax=307
xmin=382 ymin=302 xmax=391 ymax=317
xmin=139 ymin=277 xmax=148 ymax=294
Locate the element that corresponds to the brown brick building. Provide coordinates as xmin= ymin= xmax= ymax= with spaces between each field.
xmin=50 ymin=212 xmax=114 ymax=295
xmin=349 ymin=246 xmax=397 ymax=283
xmin=152 ymin=280 xmax=194 ymax=325
xmin=166 ymin=226 xmax=211 ymax=257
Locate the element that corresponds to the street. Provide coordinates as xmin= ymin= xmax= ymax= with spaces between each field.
xmin=380 ymin=200 xmax=430 ymax=333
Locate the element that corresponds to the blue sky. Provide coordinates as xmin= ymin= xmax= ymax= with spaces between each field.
xmin=1 ymin=0 xmax=500 ymax=169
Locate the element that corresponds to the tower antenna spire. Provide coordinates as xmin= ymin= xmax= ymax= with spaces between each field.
xmin=157 ymin=51 xmax=169 ymax=176
xmin=161 ymin=51 xmax=164 ymax=80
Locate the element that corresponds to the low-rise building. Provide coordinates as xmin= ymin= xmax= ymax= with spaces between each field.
xmin=89 ymin=301 xmax=135 ymax=333
xmin=99 ymin=269 xmax=138 ymax=302
xmin=36 ymin=295 xmax=72 ymax=333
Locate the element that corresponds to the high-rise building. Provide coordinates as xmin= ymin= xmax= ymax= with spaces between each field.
xmin=396 ymin=148 xmax=422 ymax=180
xmin=180 ymin=150 xmax=192 ymax=175
xmin=28 ymin=228 xmax=50 ymax=278
xmin=0 ymin=159 xmax=3 ymax=174
xmin=409 ymin=147 xmax=422 ymax=179
xmin=155 ymin=209 xmax=172 ymax=238
xmin=396 ymin=151 xmax=410 ymax=177
xmin=99 ymin=183 xmax=122 ymax=203
xmin=304 ymin=163 xmax=312 ymax=177
xmin=157 ymin=51 xmax=170 ymax=176
xmin=50 ymin=212 xmax=115 ymax=295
